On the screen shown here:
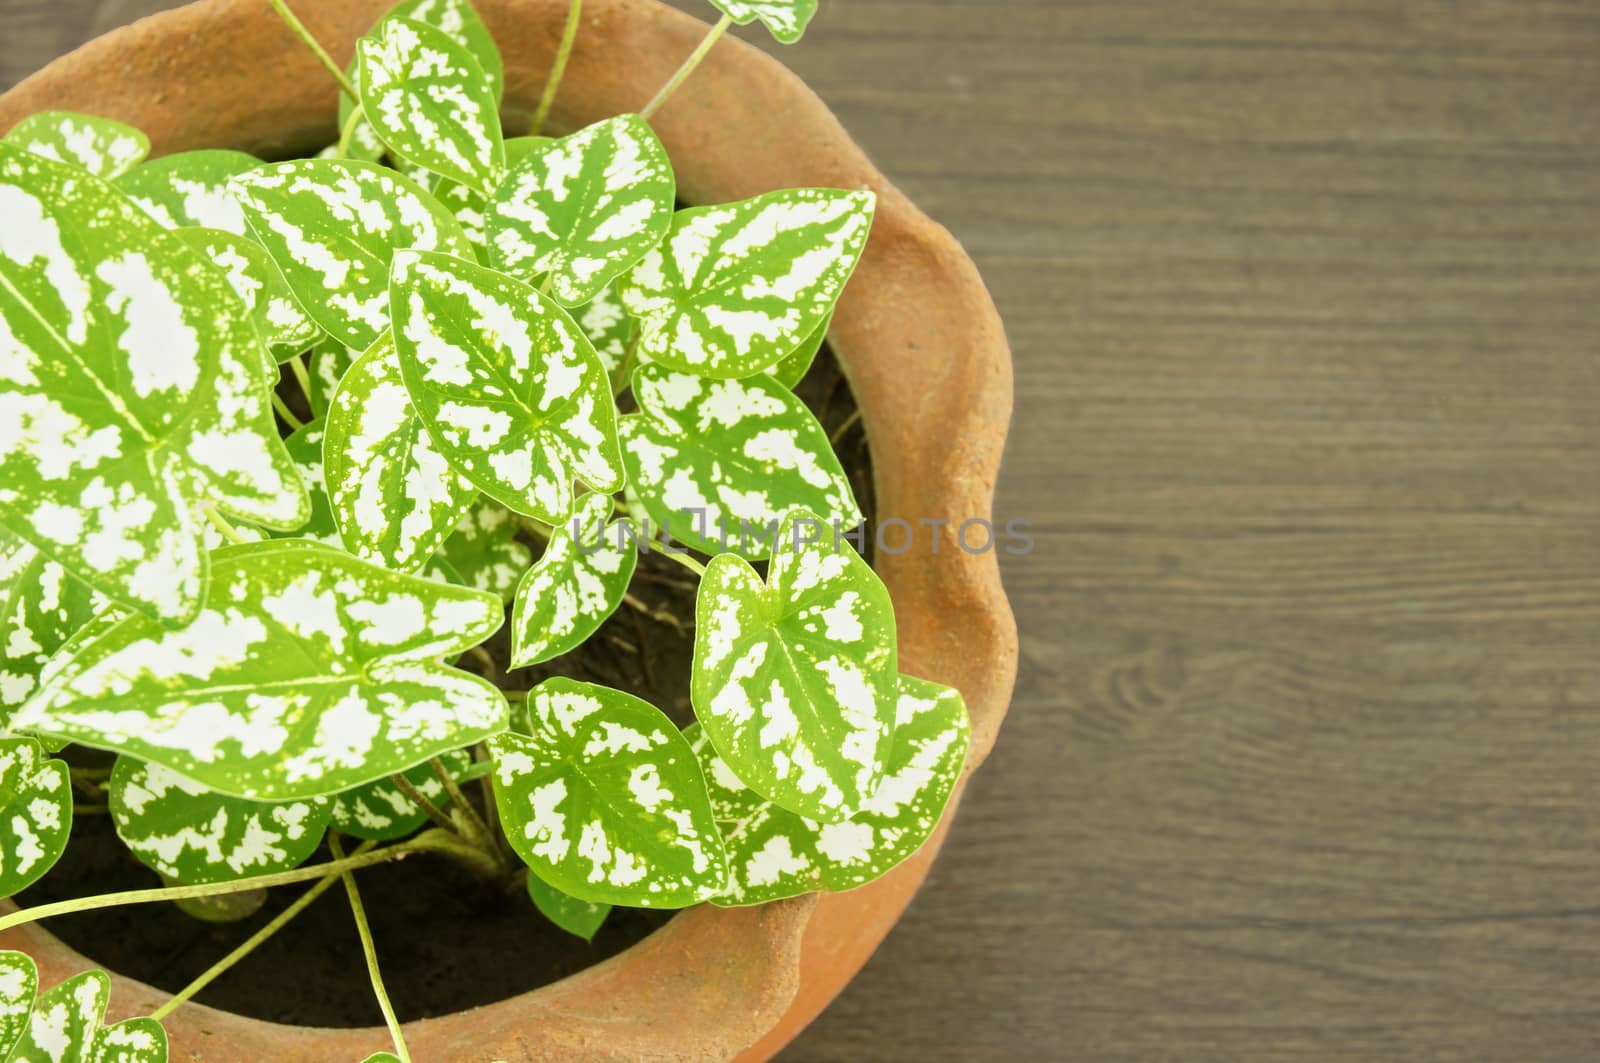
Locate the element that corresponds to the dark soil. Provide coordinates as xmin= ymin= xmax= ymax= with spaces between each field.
xmin=20 ymin=346 xmax=874 ymax=1027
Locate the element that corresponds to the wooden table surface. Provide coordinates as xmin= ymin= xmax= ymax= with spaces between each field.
xmin=6 ymin=1 xmax=1600 ymax=1060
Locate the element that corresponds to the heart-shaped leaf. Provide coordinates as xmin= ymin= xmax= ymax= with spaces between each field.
xmin=0 ymin=144 xmax=307 ymax=625
xmin=324 ymin=332 xmax=477 ymax=572
xmin=620 ymin=365 xmax=859 ymax=558
xmin=109 ymin=756 xmax=332 ymax=885
xmin=526 ymin=871 xmax=611 ymax=941
xmin=17 ymin=540 xmax=509 ymax=801
xmin=692 ymin=510 xmax=897 ymax=822
xmin=486 ymin=115 xmax=675 ymax=307
xmin=0 ymin=533 xmax=97 ymax=719
xmin=617 ymin=188 xmax=873 ymax=378
xmin=693 ymin=675 xmax=970 ymax=905
xmin=0 ymin=737 xmax=71 ymax=898
xmin=510 ymin=493 xmax=636 ymax=668
xmin=765 ymin=311 xmax=828 ymax=390
xmin=575 ymin=282 xmax=638 ymax=378
xmin=117 ymin=149 xmax=261 ymax=236
xmin=172 ymin=228 xmax=321 ymax=363
xmin=489 ymin=678 xmax=728 ymax=907
xmin=706 ymin=0 xmax=818 ymax=44
xmin=435 ymin=499 xmax=532 ymax=603
xmin=341 ymin=0 xmax=506 ymax=132
xmin=232 ymin=159 xmax=474 ymax=350
xmin=330 ymin=746 xmax=472 ymax=841
xmin=3 ymin=111 xmax=149 ymax=180
xmin=357 ymin=16 xmax=506 ymax=194
xmin=0 ymin=961 xmax=167 ymax=1063
xmin=390 ymin=251 xmax=625 ymax=522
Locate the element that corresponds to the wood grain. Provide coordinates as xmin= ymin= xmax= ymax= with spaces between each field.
xmin=5 ymin=1 xmax=1600 ymax=1059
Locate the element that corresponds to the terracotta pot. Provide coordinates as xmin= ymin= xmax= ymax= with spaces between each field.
xmin=0 ymin=1 xmax=1018 ymax=1058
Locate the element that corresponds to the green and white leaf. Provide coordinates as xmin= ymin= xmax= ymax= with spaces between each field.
xmin=0 ymin=144 xmax=306 ymax=625
xmin=341 ymin=0 xmax=505 ymax=132
xmin=116 ymin=150 xmax=260 ymax=235
xmin=706 ymin=0 xmax=818 ymax=44
xmin=684 ymin=723 xmax=766 ymax=824
xmin=575 ymin=282 xmax=638 ymax=377
xmin=109 ymin=756 xmax=332 ymax=885
xmin=3 ymin=112 xmax=149 ymax=180
xmin=526 ymin=871 xmax=611 ymax=941
xmin=510 ymin=493 xmax=635 ymax=668
xmin=324 ymin=333 xmax=477 ymax=572
xmin=0 ymin=961 xmax=167 ymax=1063
xmin=490 ymin=678 xmax=728 ymax=907
xmin=308 ymin=341 xmax=356 ymax=421
xmin=486 ymin=115 xmax=675 ymax=307
xmin=357 ymin=17 xmax=506 ymax=194
xmin=0 ymin=738 xmax=70 ymax=898
xmin=765 ymin=311 xmax=828 ymax=390
xmin=692 ymin=510 xmax=897 ymax=822
xmin=329 ymin=746 xmax=471 ymax=841
xmin=390 ymin=251 xmax=625 ymax=522
xmin=435 ymin=500 xmax=531 ymax=603
xmin=232 ymin=159 xmax=474 ymax=350
xmin=173 ymin=228 xmax=321 ymax=363
xmin=17 ymin=540 xmax=509 ymax=801
xmin=617 ymin=189 xmax=873 ymax=378
xmin=695 ymin=676 xmax=970 ymax=905
xmin=0 ymin=533 xmax=97 ymax=717
xmin=434 ymin=137 xmax=548 ymax=252
xmin=272 ymin=422 xmax=342 ymax=546
xmin=620 ymin=365 xmax=859 ymax=558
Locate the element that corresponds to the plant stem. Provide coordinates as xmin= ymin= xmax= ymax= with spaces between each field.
xmin=0 ymin=843 xmax=421 ymax=935
xmin=331 ymin=836 xmax=412 ymax=1063
xmin=649 ymin=544 xmax=707 ymax=577
xmin=265 ymin=0 xmax=360 ymax=101
xmin=430 ymin=757 xmax=499 ymax=865
xmin=640 ymin=13 xmax=733 ymax=120
xmin=203 ymin=504 xmax=249 ymax=545
xmin=531 ymin=0 xmax=583 ymax=136
xmin=622 ymin=591 xmax=688 ymax=633
xmin=388 ymin=773 xmax=458 ymax=835
xmin=271 ymin=393 xmax=306 ymax=431
xmin=287 ymin=353 xmax=315 ymax=404
xmin=336 ymin=106 xmax=366 ymax=159
xmin=473 ymin=744 xmax=501 ymax=848
xmin=150 ymin=840 xmax=378 ymax=1022
xmin=829 ymin=409 xmax=862 ymax=448
xmin=520 ymin=515 xmax=554 ymax=541
xmin=610 ymin=335 xmax=639 ymax=397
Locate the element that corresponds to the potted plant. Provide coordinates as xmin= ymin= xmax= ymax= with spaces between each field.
xmin=0 ymin=0 xmax=1017 ymax=1059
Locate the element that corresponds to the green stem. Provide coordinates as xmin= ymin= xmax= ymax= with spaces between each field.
xmin=150 ymin=840 xmax=378 ymax=1022
xmin=610 ymin=334 xmax=639 ymax=397
xmin=520 ymin=515 xmax=554 ymax=541
xmin=336 ymin=105 xmax=366 ymax=159
xmin=271 ymin=393 xmax=306 ymax=431
xmin=389 ymin=773 xmax=458 ymax=836
xmin=265 ymin=0 xmax=360 ymax=102
xmin=651 ymin=544 xmax=706 ymax=576
xmin=430 ymin=757 xmax=500 ymax=867
xmin=287 ymin=353 xmax=315 ymax=404
xmin=331 ymin=837 xmax=411 ymax=1063
xmin=640 ymin=14 xmax=733 ymax=120
xmin=203 ymin=504 xmax=249 ymax=545
xmin=531 ymin=0 xmax=583 ymax=136
xmin=829 ymin=409 xmax=862 ymax=448
xmin=0 ymin=843 xmax=421 ymax=936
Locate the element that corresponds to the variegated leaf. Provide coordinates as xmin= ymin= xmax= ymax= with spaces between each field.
xmin=16 ymin=540 xmax=509 ymax=801
xmin=0 ymin=737 xmax=70 ymax=898
xmin=617 ymin=189 xmax=873 ymax=378
xmin=172 ymin=228 xmax=321 ymax=363
xmin=324 ymin=332 xmax=477 ymax=572
xmin=308 ymin=340 xmax=356 ymax=421
xmin=620 ymin=365 xmax=859 ymax=558
xmin=685 ymin=723 xmax=766 ymax=824
xmin=3 ymin=112 xmax=149 ymax=180
xmin=116 ymin=150 xmax=260 ymax=235
xmin=694 ymin=676 xmax=970 ymax=905
xmin=433 ymin=136 xmax=549 ymax=252
xmin=232 ymin=159 xmax=474 ymax=350
xmin=390 ymin=251 xmax=625 ymax=522
xmin=435 ymin=499 xmax=531 ymax=603
xmin=0 ymin=144 xmax=307 ymax=625
xmin=526 ymin=871 xmax=611 ymax=941
xmin=692 ymin=510 xmax=897 ymax=822
xmin=357 ymin=17 xmax=506 ymax=194
xmin=109 ymin=756 xmax=332 ymax=885
xmin=329 ymin=746 xmax=472 ymax=841
xmin=0 ymin=963 xmax=167 ymax=1063
xmin=766 ymin=311 xmax=828 ymax=390
xmin=575 ymin=282 xmax=638 ymax=377
xmin=340 ymin=0 xmax=506 ymax=131
xmin=489 ymin=678 xmax=728 ymax=907
xmin=486 ymin=115 xmax=675 ymax=307
xmin=706 ymin=0 xmax=818 ymax=44
xmin=0 ymin=533 xmax=97 ymax=718
xmin=272 ymin=422 xmax=342 ymax=546
xmin=510 ymin=492 xmax=636 ymax=667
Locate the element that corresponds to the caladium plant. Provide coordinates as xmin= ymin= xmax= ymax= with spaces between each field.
xmin=0 ymin=0 xmax=970 ymax=1058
